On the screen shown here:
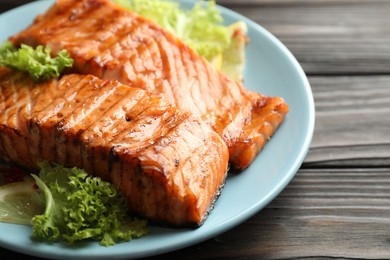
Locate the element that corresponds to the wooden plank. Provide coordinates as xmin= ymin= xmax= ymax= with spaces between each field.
xmin=154 ymin=168 xmax=390 ymax=259
xmin=305 ymin=75 xmax=390 ymax=165
xmin=218 ymin=1 xmax=390 ymax=75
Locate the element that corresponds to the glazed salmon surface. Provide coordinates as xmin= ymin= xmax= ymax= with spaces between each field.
xmin=0 ymin=68 xmax=229 ymax=226
xmin=10 ymin=0 xmax=289 ymax=171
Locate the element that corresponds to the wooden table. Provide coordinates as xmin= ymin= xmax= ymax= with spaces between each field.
xmin=1 ymin=0 xmax=390 ymax=259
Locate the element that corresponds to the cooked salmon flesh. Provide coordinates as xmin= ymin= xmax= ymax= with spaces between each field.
xmin=0 ymin=68 xmax=229 ymax=226
xmin=10 ymin=0 xmax=289 ymax=171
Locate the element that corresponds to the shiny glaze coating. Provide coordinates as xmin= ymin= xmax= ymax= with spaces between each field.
xmin=10 ymin=0 xmax=289 ymax=170
xmin=0 ymin=69 xmax=229 ymax=226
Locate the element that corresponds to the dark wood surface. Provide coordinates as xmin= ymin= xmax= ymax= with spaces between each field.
xmin=1 ymin=0 xmax=390 ymax=259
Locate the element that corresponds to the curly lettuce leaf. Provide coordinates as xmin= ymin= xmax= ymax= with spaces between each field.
xmin=30 ymin=161 xmax=148 ymax=246
xmin=0 ymin=41 xmax=73 ymax=81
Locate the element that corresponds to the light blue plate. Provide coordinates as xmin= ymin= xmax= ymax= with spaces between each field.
xmin=0 ymin=0 xmax=315 ymax=259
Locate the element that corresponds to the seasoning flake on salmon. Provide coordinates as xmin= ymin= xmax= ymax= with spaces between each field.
xmin=9 ymin=0 xmax=289 ymax=171
xmin=0 ymin=68 xmax=229 ymax=227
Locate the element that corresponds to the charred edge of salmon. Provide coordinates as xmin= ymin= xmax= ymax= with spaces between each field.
xmin=226 ymin=95 xmax=289 ymax=172
xmin=8 ymin=0 xmax=289 ymax=172
xmin=129 ymin=169 xmax=228 ymax=229
xmin=0 ymin=72 xmax=229 ymax=227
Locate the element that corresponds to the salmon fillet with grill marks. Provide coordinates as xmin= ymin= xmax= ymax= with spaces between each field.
xmin=0 ymin=68 xmax=229 ymax=227
xmin=9 ymin=0 xmax=289 ymax=171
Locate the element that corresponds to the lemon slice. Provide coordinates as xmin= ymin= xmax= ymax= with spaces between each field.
xmin=0 ymin=179 xmax=43 ymax=225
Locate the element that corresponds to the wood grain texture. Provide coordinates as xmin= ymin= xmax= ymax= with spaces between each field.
xmin=218 ymin=0 xmax=390 ymax=75
xmin=306 ymin=76 xmax=390 ymax=165
xmin=146 ymin=168 xmax=390 ymax=259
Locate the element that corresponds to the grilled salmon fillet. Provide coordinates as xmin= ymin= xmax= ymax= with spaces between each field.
xmin=9 ymin=0 xmax=289 ymax=171
xmin=0 ymin=68 xmax=229 ymax=227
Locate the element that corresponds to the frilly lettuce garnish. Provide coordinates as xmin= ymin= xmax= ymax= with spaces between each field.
xmin=30 ymin=161 xmax=148 ymax=246
xmin=0 ymin=41 xmax=73 ymax=81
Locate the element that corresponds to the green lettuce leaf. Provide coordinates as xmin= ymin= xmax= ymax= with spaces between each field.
xmin=30 ymin=161 xmax=148 ymax=246
xmin=0 ymin=42 xmax=73 ymax=81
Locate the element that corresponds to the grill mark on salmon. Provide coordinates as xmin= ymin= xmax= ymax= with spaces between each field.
xmin=9 ymin=0 xmax=289 ymax=170
xmin=0 ymin=69 xmax=229 ymax=226
xmin=0 ymin=70 xmax=39 ymax=166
